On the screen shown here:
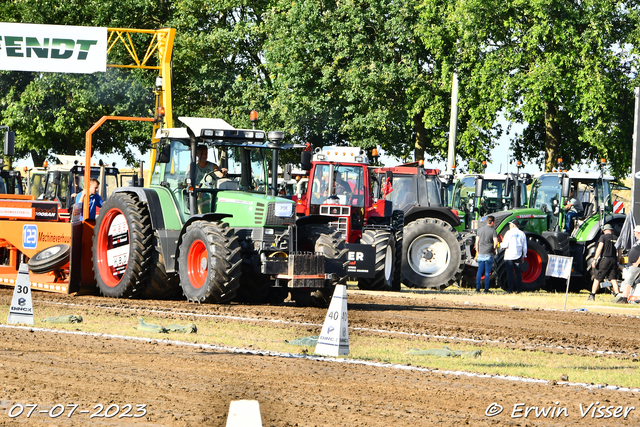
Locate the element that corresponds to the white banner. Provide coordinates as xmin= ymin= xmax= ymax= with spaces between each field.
xmin=546 ymin=255 xmax=573 ymax=279
xmin=0 ymin=22 xmax=107 ymax=73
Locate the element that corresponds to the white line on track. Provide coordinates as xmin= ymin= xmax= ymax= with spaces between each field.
xmin=32 ymin=299 xmax=640 ymax=359
xmin=2 ymin=323 xmax=638 ymax=394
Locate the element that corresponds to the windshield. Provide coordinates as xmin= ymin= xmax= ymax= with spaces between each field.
xmin=530 ymin=175 xmax=561 ymax=212
xmin=310 ymin=164 xmax=365 ymax=207
xmin=386 ymin=175 xmax=417 ymax=210
xmin=453 ymin=176 xmax=475 ymax=210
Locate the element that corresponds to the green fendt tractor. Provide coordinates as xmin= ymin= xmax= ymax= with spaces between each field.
xmin=487 ymin=167 xmax=627 ymax=292
xmin=92 ymin=117 xmax=347 ymax=307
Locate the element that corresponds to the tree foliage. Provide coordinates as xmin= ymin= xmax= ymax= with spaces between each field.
xmin=448 ymin=0 xmax=638 ymax=177
xmin=0 ymin=0 xmax=638 ymax=178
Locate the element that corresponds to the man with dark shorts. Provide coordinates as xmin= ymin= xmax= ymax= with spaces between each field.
xmin=588 ymin=223 xmax=621 ymax=301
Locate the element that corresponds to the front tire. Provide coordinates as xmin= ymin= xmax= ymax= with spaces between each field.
xmin=357 ymin=229 xmax=396 ymax=291
xmin=93 ymin=193 xmax=152 ymax=298
xmin=401 ymin=218 xmax=464 ymax=290
xmin=293 ymin=224 xmax=348 ymax=307
xmin=178 ymin=221 xmax=241 ymax=303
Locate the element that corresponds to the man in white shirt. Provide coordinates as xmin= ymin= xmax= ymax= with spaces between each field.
xmin=500 ymin=221 xmax=527 ymax=293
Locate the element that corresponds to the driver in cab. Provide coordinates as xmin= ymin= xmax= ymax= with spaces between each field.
xmin=193 ymin=144 xmax=227 ymax=186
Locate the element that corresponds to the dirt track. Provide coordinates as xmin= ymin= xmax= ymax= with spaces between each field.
xmin=1 ymin=287 xmax=639 ymax=426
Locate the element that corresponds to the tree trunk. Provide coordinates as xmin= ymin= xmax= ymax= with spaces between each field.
xmin=544 ymin=101 xmax=561 ymax=172
xmin=413 ymin=112 xmax=425 ymax=161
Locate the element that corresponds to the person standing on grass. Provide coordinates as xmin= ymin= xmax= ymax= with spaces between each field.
xmin=500 ymin=221 xmax=527 ymax=293
xmin=617 ymin=225 xmax=640 ymax=304
xmin=588 ymin=223 xmax=621 ymax=301
xmin=475 ymin=215 xmax=499 ymax=293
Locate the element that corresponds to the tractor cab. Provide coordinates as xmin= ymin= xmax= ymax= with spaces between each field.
xmin=299 ymin=146 xmax=380 ymax=243
xmin=529 ymin=170 xmax=622 ymax=238
xmin=0 ymin=169 xmax=24 ymax=195
xmin=152 ymin=118 xmax=290 ymax=224
xmin=451 ymin=172 xmax=530 ymax=231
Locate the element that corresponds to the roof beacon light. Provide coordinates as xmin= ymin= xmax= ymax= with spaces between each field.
xmin=250 ymin=110 xmax=258 ymax=122
xmin=372 ymin=148 xmax=378 ymax=157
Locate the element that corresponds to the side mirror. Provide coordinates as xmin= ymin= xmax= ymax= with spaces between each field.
xmin=4 ymin=131 xmax=15 ymax=156
xmin=475 ymin=177 xmax=484 ymax=198
xmin=52 ymin=170 xmax=61 ymax=186
xmin=385 ymin=170 xmax=393 ymax=185
xmin=561 ymin=176 xmax=570 ymax=198
xmin=283 ymin=164 xmax=293 ymax=181
xmin=504 ymin=176 xmax=512 ymax=198
xmin=156 ymin=142 xmax=171 ymax=164
xmin=301 ymin=151 xmax=312 ymax=171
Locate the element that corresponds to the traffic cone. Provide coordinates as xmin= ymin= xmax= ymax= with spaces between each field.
xmin=7 ymin=263 xmax=34 ymax=325
xmin=315 ymin=284 xmax=349 ymax=356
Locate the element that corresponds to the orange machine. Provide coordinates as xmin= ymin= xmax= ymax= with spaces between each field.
xmin=0 ymin=116 xmax=154 ymax=294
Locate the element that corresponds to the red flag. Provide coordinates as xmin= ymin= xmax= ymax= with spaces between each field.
xmin=382 ymin=177 xmax=393 ymax=197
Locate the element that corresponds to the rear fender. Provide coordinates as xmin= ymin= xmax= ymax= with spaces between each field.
xmin=404 ymin=206 xmax=461 ymax=229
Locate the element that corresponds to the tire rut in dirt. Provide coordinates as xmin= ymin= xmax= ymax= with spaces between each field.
xmin=357 ymin=229 xmax=396 ymax=291
xmin=401 ymin=218 xmax=464 ymax=290
xmin=178 ymin=221 xmax=241 ymax=303
xmin=93 ymin=192 xmax=152 ymax=298
xmin=293 ymin=224 xmax=348 ymax=308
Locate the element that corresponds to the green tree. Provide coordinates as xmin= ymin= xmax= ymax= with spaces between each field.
xmin=264 ymin=0 xmax=490 ymax=165
xmin=0 ymin=0 xmax=173 ymax=166
xmin=447 ymin=0 xmax=637 ymax=177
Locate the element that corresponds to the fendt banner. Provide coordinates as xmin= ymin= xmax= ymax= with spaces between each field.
xmin=0 ymin=22 xmax=107 ymax=74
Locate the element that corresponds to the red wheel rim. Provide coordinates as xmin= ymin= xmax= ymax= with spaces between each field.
xmin=96 ymin=208 xmax=129 ymax=288
xmin=522 ymin=248 xmax=542 ymax=283
xmin=187 ymin=239 xmax=208 ymax=289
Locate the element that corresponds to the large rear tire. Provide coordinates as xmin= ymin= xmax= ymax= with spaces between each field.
xmin=357 ymin=229 xmax=396 ymax=291
xmin=292 ymin=224 xmax=348 ymax=308
xmin=93 ymin=193 xmax=151 ymax=298
xmin=401 ymin=218 xmax=464 ymax=290
xmin=178 ymin=221 xmax=241 ymax=303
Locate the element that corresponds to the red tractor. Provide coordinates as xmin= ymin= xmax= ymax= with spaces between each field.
xmin=373 ymin=162 xmax=465 ymax=290
xmin=296 ymin=146 xmax=403 ymax=291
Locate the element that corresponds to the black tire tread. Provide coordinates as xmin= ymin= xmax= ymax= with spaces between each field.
xmin=357 ymin=229 xmax=395 ymax=291
xmin=178 ymin=221 xmax=241 ymax=303
xmin=93 ymin=192 xmax=152 ymax=298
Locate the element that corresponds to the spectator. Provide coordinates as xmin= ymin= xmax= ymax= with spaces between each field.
xmin=615 ymin=226 xmax=640 ymax=304
xmin=500 ymin=220 xmax=527 ymax=293
xmin=475 ymin=215 xmax=499 ymax=293
xmin=563 ymin=189 xmax=584 ymax=232
xmin=75 ymin=178 xmax=103 ymax=220
xmin=588 ymin=223 xmax=621 ymax=301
